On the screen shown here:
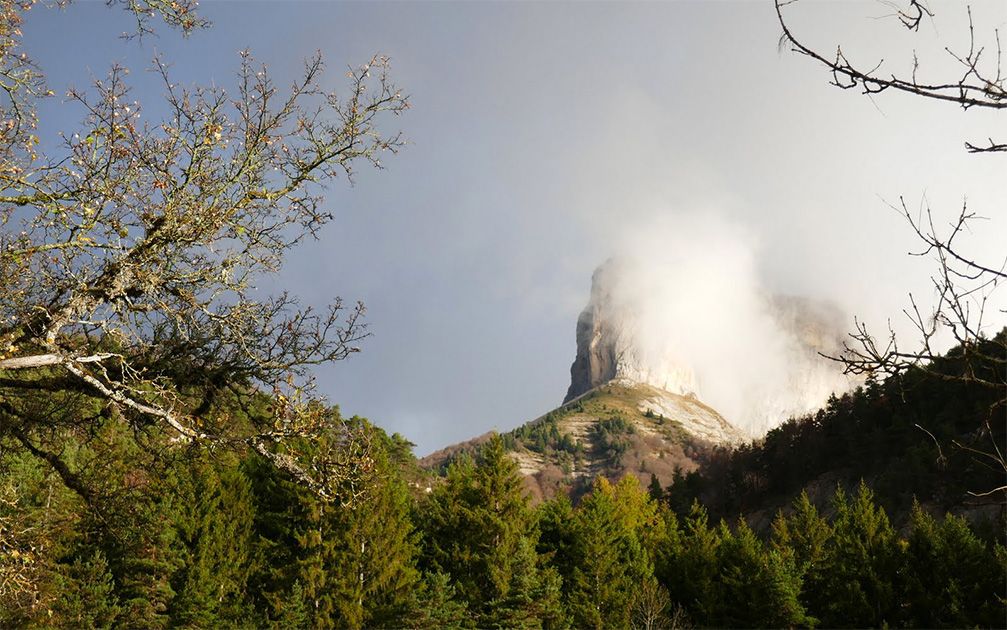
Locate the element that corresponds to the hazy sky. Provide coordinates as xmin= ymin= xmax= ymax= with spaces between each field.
xmin=25 ymin=1 xmax=1006 ymax=454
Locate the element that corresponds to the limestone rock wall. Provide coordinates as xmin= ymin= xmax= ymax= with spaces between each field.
xmin=564 ymin=259 xmax=857 ymax=437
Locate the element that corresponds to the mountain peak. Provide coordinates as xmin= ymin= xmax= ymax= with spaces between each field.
xmin=564 ymin=258 xmax=856 ymax=437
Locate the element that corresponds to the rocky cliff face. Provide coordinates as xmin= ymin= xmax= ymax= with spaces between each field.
xmin=565 ymin=260 xmax=699 ymax=403
xmin=564 ymin=259 xmax=856 ymax=437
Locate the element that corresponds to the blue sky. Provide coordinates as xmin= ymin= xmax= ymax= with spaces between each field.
xmin=24 ymin=0 xmax=1007 ymax=454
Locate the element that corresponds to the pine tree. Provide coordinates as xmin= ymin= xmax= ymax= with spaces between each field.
xmin=243 ymin=448 xmax=311 ymax=622
xmin=324 ymin=423 xmax=422 ymax=629
xmin=248 ymin=417 xmax=422 ymax=629
xmin=405 ymin=572 xmax=469 ymax=629
xmin=50 ymin=549 xmax=122 ymax=629
xmin=536 ymin=494 xmax=577 ymax=588
xmin=565 ymin=477 xmax=652 ymax=630
xmin=169 ymin=457 xmax=257 ymax=627
xmin=481 ymin=536 xmax=566 ymax=630
xmin=901 ymin=502 xmax=1004 ymax=627
xmin=648 ymin=502 xmax=682 ymax=585
xmin=770 ymin=491 xmax=831 ymax=572
xmin=271 ymin=580 xmax=311 ymax=630
xmin=110 ymin=512 xmax=184 ymax=628
xmin=761 ymin=547 xmax=811 ymax=628
xmin=419 ymin=434 xmax=562 ymax=628
xmin=658 ymin=500 xmax=721 ymax=624
xmin=97 ymin=457 xmax=187 ymax=628
xmin=771 ymin=490 xmax=831 ymax=620
xmin=610 ymin=475 xmax=669 ymax=566
xmin=816 ymin=482 xmax=900 ymax=627
xmin=647 ymin=473 xmax=664 ymax=502
xmin=712 ymin=518 xmax=809 ymax=628
xmin=0 ymin=450 xmax=82 ymax=626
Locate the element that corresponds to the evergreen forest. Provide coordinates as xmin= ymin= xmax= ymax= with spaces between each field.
xmin=1 ymin=338 xmax=1004 ymax=628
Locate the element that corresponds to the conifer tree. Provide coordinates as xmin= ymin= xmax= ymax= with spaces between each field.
xmin=481 ymin=536 xmax=566 ymax=630
xmin=323 ymin=425 xmax=421 ymax=629
xmin=610 ymin=475 xmax=672 ymax=567
xmin=649 ymin=503 xmax=683 ymax=600
xmin=770 ymin=490 xmax=832 ymax=618
xmin=272 ymin=581 xmax=312 ymax=630
xmin=419 ymin=434 xmax=563 ymax=628
xmin=405 ymin=572 xmax=470 ymax=629
xmin=87 ymin=438 xmax=187 ymax=629
xmin=109 ymin=508 xmax=184 ymax=628
xmin=249 ymin=417 xmax=422 ymax=629
xmin=901 ymin=502 xmax=1005 ymax=627
xmin=566 ymin=477 xmax=652 ymax=630
xmin=647 ymin=473 xmax=664 ymax=502
xmin=658 ymin=500 xmax=721 ymax=622
xmin=50 ymin=549 xmax=122 ymax=629
xmin=243 ymin=448 xmax=311 ymax=621
xmin=0 ymin=451 xmax=82 ymax=625
xmin=816 ymin=482 xmax=900 ymax=627
xmin=770 ymin=491 xmax=831 ymax=572
xmin=536 ymin=494 xmax=578 ymax=587
xmin=169 ymin=458 xmax=258 ymax=627
xmin=713 ymin=518 xmax=809 ymax=628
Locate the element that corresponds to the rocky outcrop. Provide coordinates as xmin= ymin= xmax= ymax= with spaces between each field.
xmin=565 ymin=260 xmax=700 ymax=403
xmin=565 ymin=262 xmax=623 ymax=402
xmin=564 ymin=258 xmax=857 ymax=437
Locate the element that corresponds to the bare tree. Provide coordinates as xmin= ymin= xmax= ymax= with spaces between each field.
xmin=0 ymin=1 xmax=408 ymax=499
xmin=631 ymin=578 xmax=674 ymax=630
xmin=775 ymin=0 xmax=1005 ymax=500
xmin=776 ymin=0 xmax=1007 ymax=151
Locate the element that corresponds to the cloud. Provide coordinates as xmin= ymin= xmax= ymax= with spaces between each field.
xmin=594 ymin=210 xmax=857 ymax=436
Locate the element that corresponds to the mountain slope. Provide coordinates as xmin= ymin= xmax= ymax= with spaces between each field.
xmin=421 ymin=381 xmax=744 ymax=501
xmin=421 ymin=258 xmax=858 ymax=502
xmin=657 ymin=328 xmax=1007 ymax=536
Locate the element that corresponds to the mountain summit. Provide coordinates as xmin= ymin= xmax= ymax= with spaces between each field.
xmin=424 ymin=259 xmax=859 ymax=501
xmin=565 ymin=258 xmax=856 ymax=437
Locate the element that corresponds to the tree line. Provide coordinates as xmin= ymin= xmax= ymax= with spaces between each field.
xmin=1 ymin=406 xmax=1003 ymax=628
xmin=667 ymin=329 xmax=1007 ymax=525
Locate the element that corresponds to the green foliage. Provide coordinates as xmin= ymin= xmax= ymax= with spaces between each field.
xmin=271 ymin=580 xmax=311 ymax=630
xmin=659 ymin=501 xmax=722 ymax=622
xmin=647 ymin=473 xmax=664 ymax=502
xmin=677 ymin=331 xmax=1007 ymax=522
xmin=419 ymin=434 xmax=564 ymax=628
xmin=566 ymin=477 xmax=653 ymax=630
xmin=712 ymin=519 xmax=809 ymax=628
xmin=771 ymin=491 xmax=832 ymax=573
xmin=405 ymin=572 xmax=469 ymax=629
xmin=814 ymin=482 xmax=901 ymax=627
xmin=50 ymin=549 xmax=121 ymax=629
xmin=248 ymin=416 xmax=421 ymax=629
xmin=592 ymin=416 xmax=635 ymax=465
xmin=1 ymin=424 xmax=1003 ymax=629
xmin=0 ymin=345 xmax=1003 ymax=629
xmin=169 ymin=458 xmax=257 ymax=627
xmin=900 ymin=502 xmax=1006 ymax=627
xmin=536 ymin=495 xmax=578 ymax=585
xmin=506 ymin=411 xmax=580 ymax=459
